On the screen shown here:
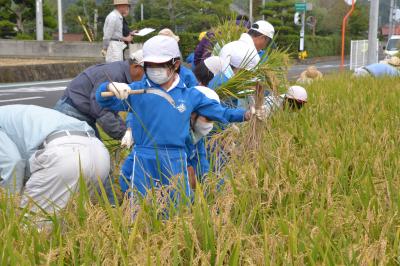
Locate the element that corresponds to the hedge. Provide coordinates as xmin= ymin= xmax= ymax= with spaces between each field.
xmin=130 ymin=29 xmax=348 ymax=59
xmin=276 ymin=34 xmax=350 ymax=57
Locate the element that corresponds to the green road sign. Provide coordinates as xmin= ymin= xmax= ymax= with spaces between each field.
xmin=295 ymin=2 xmax=306 ymax=12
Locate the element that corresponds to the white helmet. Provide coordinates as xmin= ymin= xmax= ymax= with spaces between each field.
xmin=142 ymin=35 xmax=181 ymax=63
xmin=286 ymin=86 xmax=308 ymax=102
xmin=250 ymin=20 xmax=275 ymax=39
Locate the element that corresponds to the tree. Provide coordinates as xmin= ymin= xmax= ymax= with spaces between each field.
xmin=0 ymin=0 xmax=57 ymax=39
xmin=261 ymin=0 xmax=298 ymax=36
xmin=133 ymin=0 xmax=232 ymax=32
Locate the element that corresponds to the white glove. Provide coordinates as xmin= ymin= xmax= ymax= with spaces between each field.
xmin=108 ymin=82 xmax=131 ymax=100
xmin=249 ymin=105 xmax=267 ymax=121
xmin=255 ymin=106 xmax=267 ymax=120
xmin=121 ymin=129 xmax=134 ymax=149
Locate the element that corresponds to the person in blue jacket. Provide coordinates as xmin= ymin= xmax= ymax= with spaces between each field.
xmin=186 ymin=52 xmax=195 ymax=70
xmin=353 ymin=56 xmax=400 ymax=78
xmin=96 ymin=35 xmax=252 ymax=203
xmin=120 ymin=56 xmax=228 ymax=192
xmin=158 ymin=28 xmax=198 ymax=88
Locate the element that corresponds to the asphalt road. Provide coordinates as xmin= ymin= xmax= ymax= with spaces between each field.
xmin=0 ymin=59 xmax=348 ymax=108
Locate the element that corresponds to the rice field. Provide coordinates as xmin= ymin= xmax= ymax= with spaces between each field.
xmin=0 ymin=73 xmax=399 ymax=265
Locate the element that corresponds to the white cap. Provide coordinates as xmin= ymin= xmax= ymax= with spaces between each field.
xmin=195 ymin=86 xmax=220 ymax=103
xmin=142 ymin=35 xmax=181 ymax=63
xmin=286 ymin=86 xmax=308 ymax=102
xmin=204 ymin=56 xmax=229 ymax=75
xmin=158 ymin=28 xmax=180 ymax=42
xmin=130 ymin=49 xmax=144 ymax=66
xmin=250 ymin=20 xmax=275 ymax=39
xmin=219 ymin=41 xmax=260 ymax=70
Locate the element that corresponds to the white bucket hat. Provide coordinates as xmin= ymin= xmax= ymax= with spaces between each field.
xmin=158 ymin=28 xmax=180 ymax=42
xmin=219 ymin=40 xmax=260 ymax=70
xmin=286 ymin=85 xmax=308 ymax=102
xmin=250 ymin=20 xmax=275 ymax=39
xmin=142 ymin=35 xmax=181 ymax=63
xmin=194 ymin=86 xmax=220 ymax=103
xmin=204 ymin=56 xmax=229 ymax=75
xmin=130 ymin=49 xmax=144 ymax=66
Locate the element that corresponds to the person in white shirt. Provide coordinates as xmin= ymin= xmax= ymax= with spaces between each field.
xmin=0 ymin=105 xmax=110 ymax=213
xmin=102 ymin=0 xmax=134 ymax=63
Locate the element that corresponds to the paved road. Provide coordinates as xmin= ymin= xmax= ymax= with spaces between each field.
xmin=0 ymin=59 xmax=348 ymax=108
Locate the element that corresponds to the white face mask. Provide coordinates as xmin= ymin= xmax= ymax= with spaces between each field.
xmin=146 ymin=67 xmax=173 ymax=85
xmin=191 ymin=120 xmax=214 ymax=144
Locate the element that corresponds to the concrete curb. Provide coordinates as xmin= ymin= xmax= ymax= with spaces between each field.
xmin=0 ymin=61 xmax=101 ymax=83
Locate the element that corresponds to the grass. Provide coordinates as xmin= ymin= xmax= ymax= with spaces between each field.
xmin=1 ymin=73 xmax=400 ymax=265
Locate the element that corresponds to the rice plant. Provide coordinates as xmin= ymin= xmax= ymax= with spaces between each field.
xmin=1 ymin=73 xmax=399 ymax=265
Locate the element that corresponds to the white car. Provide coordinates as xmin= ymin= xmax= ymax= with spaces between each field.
xmin=384 ymin=35 xmax=400 ymax=58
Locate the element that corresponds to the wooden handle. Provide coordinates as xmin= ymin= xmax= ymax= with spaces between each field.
xmin=101 ymin=89 xmax=146 ymax=97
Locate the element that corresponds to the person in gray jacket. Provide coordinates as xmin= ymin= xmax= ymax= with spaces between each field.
xmin=54 ymin=50 xmax=144 ymax=140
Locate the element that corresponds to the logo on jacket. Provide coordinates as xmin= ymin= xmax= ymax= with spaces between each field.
xmin=176 ymin=103 xmax=186 ymax=113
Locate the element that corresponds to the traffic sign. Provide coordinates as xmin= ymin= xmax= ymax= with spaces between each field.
xmin=295 ymin=3 xmax=307 ymax=12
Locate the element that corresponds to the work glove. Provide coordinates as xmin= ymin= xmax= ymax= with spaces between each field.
xmin=108 ymin=82 xmax=131 ymax=100
xmin=121 ymin=129 xmax=134 ymax=149
xmin=101 ymin=49 xmax=107 ymax=57
xmin=249 ymin=105 xmax=267 ymax=121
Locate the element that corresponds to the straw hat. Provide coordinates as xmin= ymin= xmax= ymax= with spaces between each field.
xmin=387 ymin=56 xmax=400 ymax=67
xmin=304 ymin=66 xmax=323 ymax=79
xmin=113 ymin=0 xmax=130 ymax=5
xmin=158 ymin=28 xmax=180 ymax=42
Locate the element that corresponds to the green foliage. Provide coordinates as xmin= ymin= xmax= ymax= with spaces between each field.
xmin=347 ymin=4 xmax=369 ymax=39
xmin=64 ymin=0 xmax=97 ymax=34
xmin=178 ymin=32 xmax=199 ymax=58
xmin=15 ymin=32 xmax=34 ymax=40
xmin=0 ymin=20 xmax=16 ymax=38
xmin=261 ymin=0 xmax=297 ymax=35
xmin=277 ymin=34 xmax=347 ymax=57
xmin=0 ymin=0 xmax=56 ymax=38
xmin=63 ymin=0 xmax=126 ymax=40
xmin=133 ymin=0 xmax=232 ymax=32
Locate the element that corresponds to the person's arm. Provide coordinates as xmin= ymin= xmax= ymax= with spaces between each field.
xmin=193 ymin=91 xmax=249 ymax=123
xmin=95 ymin=82 xmax=131 ymax=112
xmin=96 ymin=110 xmax=127 ymax=140
xmin=0 ymin=131 xmax=25 ymax=194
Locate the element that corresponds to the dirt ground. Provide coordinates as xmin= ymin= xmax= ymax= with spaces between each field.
xmin=0 ymin=58 xmax=82 ymax=66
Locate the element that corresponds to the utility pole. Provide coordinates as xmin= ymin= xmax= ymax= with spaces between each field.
xmin=389 ymin=0 xmax=394 ymax=38
xmin=141 ymin=4 xmax=144 ymax=21
xmin=249 ymin=0 xmax=253 ymax=23
xmin=94 ymin=9 xmax=98 ymax=39
xmin=300 ymin=6 xmax=305 ymax=52
xmin=36 ymin=0 xmax=43 ymax=41
xmin=262 ymin=0 xmax=265 ymax=20
xmin=57 ymin=0 xmax=63 ymax=41
xmin=367 ymin=0 xmax=379 ymax=64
